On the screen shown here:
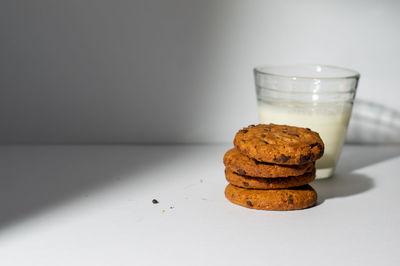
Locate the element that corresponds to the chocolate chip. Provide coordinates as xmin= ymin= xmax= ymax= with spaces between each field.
xmin=249 ymin=124 xmax=256 ymax=127
xmin=282 ymin=130 xmax=287 ymax=133
xmin=288 ymin=133 xmax=299 ymax=137
xmin=246 ymin=201 xmax=253 ymax=207
xmin=280 ymin=154 xmax=291 ymax=163
xmin=260 ymin=134 xmax=266 ymax=138
xmin=253 ymin=159 xmax=260 ymax=165
xmin=241 ymin=140 xmax=247 ymax=143
xmin=288 ymin=195 xmax=294 ymax=204
xmin=299 ymin=154 xmax=312 ymax=164
xmin=152 ymin=199 xmax=159 ymax=204
xmin=310 ymin=142 xmax=319 ymax=148
xmin=275 ymin=154 xmax=290 ymax=163
xmin=240 ymin=129 xmax=248 ymax=134
xmin=243 ymin=182 xmax=249 ymax=187
xmin=306 ymin=128 xmax=311 ymax=131
xmin=237 ymin=169 xmax=246 ymax=175
xmin=264 ymin=141 xmax=269 ymax=144
xmin=318 ymin=147 xmax=324 ymax=157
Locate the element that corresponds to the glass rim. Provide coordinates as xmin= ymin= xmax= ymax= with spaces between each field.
xmin=254 ymin=64 xmax=360 ymax=80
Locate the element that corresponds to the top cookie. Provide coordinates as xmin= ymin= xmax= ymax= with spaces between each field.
xmin=233 ymin=124 xmax=324 ymax=165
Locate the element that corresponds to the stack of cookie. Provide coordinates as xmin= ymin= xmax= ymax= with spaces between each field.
xmin=223 ymin=124 xmax=324 ymax=211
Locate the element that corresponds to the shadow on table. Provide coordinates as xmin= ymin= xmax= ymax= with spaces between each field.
xmin=336 ymin=145 xmax=400 ymax=174
xmin=311 ymin=141 xmax=400 ymax=205
xmin=312 ymin=173 xmax=374 ymax=204
xmin=338 ymin=98 xmax=400 ymax=173
xmin=0 ymin=145 xmax=190 ymax=233
xmin=347 ymin=99 xmax=400 ymax=144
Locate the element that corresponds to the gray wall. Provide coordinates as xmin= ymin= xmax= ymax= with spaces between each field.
xmin=1 ymin=0 xmax=399 ymax=144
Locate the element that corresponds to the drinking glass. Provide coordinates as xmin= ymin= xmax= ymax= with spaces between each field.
xmin=254 ymin=65 xmax=360 ymax=179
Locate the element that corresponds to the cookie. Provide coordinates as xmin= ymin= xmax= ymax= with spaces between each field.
xmin=225 ymin=184 xmax=317 ymax=211
xmin=233 ymin=124 xmax=324 ymax=165
xmin=225 ymin=168 xmax=315 ymax=189
xmin=223 ymin=148 xmax=314 ymax=178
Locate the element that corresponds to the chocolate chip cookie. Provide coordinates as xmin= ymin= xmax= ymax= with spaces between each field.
xmin=223 ymin=148 xmax=314 ymax=178
xmin=225 ymin=168 xmax=315 ymax=189
xmin=225 ymin=184 xmax=317 ymax=211
xmin=233 ymin=124 xmax=324 ymax=165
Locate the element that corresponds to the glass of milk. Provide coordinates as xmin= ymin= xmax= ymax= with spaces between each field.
xmin=254 ymin=65 xmax=360 ymax=179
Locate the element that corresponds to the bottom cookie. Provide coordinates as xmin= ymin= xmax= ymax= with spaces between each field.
xmin=225 ymin=184 xmax=317 ymax=211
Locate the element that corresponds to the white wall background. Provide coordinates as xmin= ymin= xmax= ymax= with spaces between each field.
xmin=1 ymin=0 xmax=399 ymax=144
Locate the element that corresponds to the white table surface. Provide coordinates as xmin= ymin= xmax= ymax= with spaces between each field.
xmin=0 ymin=144 xmax=399 ymax=266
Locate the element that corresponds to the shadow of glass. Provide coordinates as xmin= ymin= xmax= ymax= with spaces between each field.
xmin=336 ymin=99 xmax=400 ymax=172
xmin=347 ymin=99 xmax=400 ymax=144
xmin=0 ymin=145 xmax=189 ymax=232
xmin=336 ymin=145 xmax=400 ymax=174
xmin=312 ymin=173 xmax=374 ymax=204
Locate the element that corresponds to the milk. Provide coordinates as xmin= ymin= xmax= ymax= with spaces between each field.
xmin=258 ymin=101 xmax=352 ymax=178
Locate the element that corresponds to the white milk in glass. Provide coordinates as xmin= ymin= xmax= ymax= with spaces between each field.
xmin=258 ymin=101 xmax=352 ymax=178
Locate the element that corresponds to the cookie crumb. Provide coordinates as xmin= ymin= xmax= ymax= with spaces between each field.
xmin=200 ymin=179 xmax=203 ymax=183
xmin=162 ymin=210 xmax=165 ymax=214
xmin=170 ymin=206 xmax=174 ymax=209
xmin=152 ymin=199 xmax=159 ymax=204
